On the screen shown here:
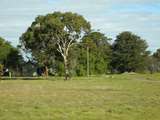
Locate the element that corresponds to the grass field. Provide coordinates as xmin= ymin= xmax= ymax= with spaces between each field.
xmin=0 ymin=73 xmax=160 ymax=120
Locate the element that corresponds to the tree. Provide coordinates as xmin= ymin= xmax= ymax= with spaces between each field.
xmin=0 ymin=37 xmax=23 ymax=76
xmin=70 ymin=31 xmax=111 ymax=76
xmin=149 ymin=48 xmax=160 ymax=73
xmin=0 ymin=37 xmax=12 ymax=64
xmin=6 ymin=48 xmax=24 ymax=76
xmin=153 ymin=49 xmax=160 ymax=60
xmin=20 ymin=12 xmax=91 ymax=80
xmin=81 ymin=31 xmax=111 ymax=75
xmin=110 ymin=31 xmax=150 ymax=73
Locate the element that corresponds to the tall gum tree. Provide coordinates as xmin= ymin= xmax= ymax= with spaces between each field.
xmin=20 ymin=12 xmax=91 ymax=80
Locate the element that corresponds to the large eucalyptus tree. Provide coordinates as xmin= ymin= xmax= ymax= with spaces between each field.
xmin=20 ymin=12 xmax=91 ymax=80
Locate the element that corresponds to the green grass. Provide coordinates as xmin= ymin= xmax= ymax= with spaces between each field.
xmin=0 ymin=73 xmax=160 ymax=120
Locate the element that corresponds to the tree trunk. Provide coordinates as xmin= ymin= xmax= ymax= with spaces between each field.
xmin=44 ymin=66 xmax=49 ymax=77
xmin=64 ymin=57 xmax=69 ymax=80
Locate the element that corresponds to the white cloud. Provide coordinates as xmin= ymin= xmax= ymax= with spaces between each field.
xmin=0 ymin=0 xmax=160 ymax=52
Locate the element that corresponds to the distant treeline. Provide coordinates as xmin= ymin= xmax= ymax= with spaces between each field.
xmin=0 ymin=12 xmax=160 ymax=77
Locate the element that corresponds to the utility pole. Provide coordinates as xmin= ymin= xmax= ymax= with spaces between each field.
xmin=87 ymin=46 xmax=89 ymax=77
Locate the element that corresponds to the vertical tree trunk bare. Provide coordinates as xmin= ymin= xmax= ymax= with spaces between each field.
xmin=56 ymin=34 xmax=74 ymax=80
xmin=64 ymin=57 xmax=69 ymax=80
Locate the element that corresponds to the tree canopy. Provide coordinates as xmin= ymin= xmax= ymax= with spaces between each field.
xmin=81 ymin=32 xmax=111 ymax=75
xmin=0 ymin=37 xmax=23 ymax=76
xmin=16 ymin=11 xmax=160 ymax=76
xmin=149 ymin=48 xmax=160 ymax=73
xmin=0 ymin=37 xmax=12 ymax=63
xmin=153 ymin=49 xmax=160 ymax=60
xmin=20 ymin=11 xmax=91 ymax=79
xmin=110 ymin=31 xmax=150 ymax=73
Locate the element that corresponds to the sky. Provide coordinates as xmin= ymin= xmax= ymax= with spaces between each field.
xmin=0 ymin=0 xmax=160 ymax=52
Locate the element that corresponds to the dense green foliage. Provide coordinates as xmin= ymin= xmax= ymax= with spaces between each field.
xmin=0 ymin=37 xmax=12 ymax=63
xmin=20 ymin=12 xmax=90 ymax=65
xmin=19 ymin=11 xmax=160 ymax=75
xmin=110 ymin=32 xmax=150 ymax=73
xmin=0 ymin=11 xmax=159 ymax=76
xmin=20 ymin=12 xmax=91 ymax=78
xmin=149 ymin=49 xmax=160 ymax=73
xmin=71 ymin=32 xmax=111 ymax=76
xmin=153 ymin=49 xmax=160 ymax=60
xmin=0 ymin=37 xmax=23 ymax=76
xmin=20 ymin=12 xmax=112 ymax=76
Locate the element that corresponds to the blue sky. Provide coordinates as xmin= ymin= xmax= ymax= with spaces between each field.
xmin=0 ymin=0 xmax=160 ymax=52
